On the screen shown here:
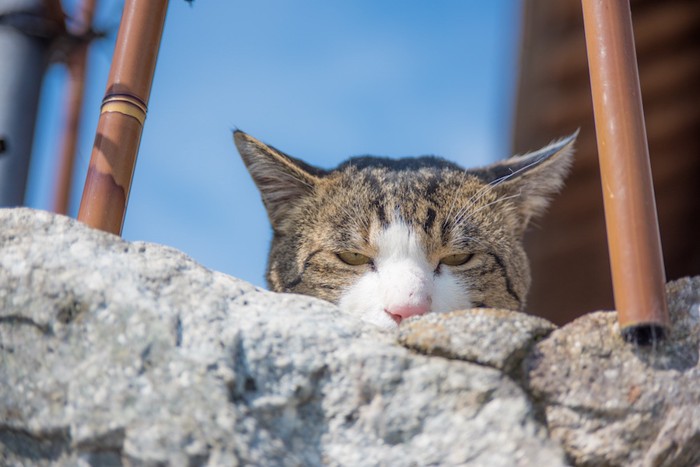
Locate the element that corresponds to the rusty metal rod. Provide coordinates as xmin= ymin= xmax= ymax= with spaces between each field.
xmin=77 ymin=0 xmax=168 ymax=234
xmin=53 ymin=0 xmax=96 ymax=215
xmin=581 ymin=0 xmax=669 ymax=343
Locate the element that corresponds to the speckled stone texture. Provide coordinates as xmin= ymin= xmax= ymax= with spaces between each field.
xmin=2 ymin=207 xmax=699 ymax=467
xmin=525 ymin=276 xmax=700 ymax=467
xmin=398 ymin=308 xmax=556 ymax=375
xmin=0 ymin=208 xmax=566 ymax=467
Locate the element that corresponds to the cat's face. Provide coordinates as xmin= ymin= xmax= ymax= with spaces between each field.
xmin=235 ymin=131 xmax=576 ymax=330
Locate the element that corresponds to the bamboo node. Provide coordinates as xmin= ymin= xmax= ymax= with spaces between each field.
xmin=100 ymin=94 xmax=147 ymax=125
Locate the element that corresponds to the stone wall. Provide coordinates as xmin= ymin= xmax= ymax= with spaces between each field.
xmin=1 ymin=208 xmax=698 ymax=466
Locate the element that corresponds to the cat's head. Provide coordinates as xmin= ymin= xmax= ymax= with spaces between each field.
xmin=234 ymin=130 xmax=576 ymax=330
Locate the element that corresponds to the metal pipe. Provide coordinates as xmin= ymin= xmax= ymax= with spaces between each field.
xmin=77 ymin=0 xmax=168 ymax=234
xmin=0 ymin=0 xmax=55 ymax=206
xmin=53 ymin=0 xmax=95 ymax=215
xmin=581 ymin=0 xmax=669 ymax=343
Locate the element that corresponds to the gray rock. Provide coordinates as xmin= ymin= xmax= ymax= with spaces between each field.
xmin=525 ymin=276 xmax=700 ymax=467
xmin=398 ymin=308 xmax=556 ymax=375
xmin=0 ymin=208 xmax=567 ymax=467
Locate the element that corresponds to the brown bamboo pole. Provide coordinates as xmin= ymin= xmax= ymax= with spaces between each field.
xmin=77 ymin=0 xmax=168 ymax=234
xmin=581 ymin=0 xmax=669 ymax=343
xmin=53 ymin=0 xmax=96 ymax=215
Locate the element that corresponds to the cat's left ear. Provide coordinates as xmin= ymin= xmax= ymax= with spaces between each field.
xmin=472 ymin=130 xmax=578 ymax=231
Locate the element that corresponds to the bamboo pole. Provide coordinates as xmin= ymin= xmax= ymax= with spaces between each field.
xmin=581 ymin=0 xmax=669 ymax=344
xmin=53 ymin=0 xmax=96 ymax=215
xmin=77 ymin=0 xmax=168 ymax=234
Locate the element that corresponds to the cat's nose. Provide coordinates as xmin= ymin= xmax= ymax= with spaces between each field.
xmin=386 ymin=301 xmax=431 ymax=323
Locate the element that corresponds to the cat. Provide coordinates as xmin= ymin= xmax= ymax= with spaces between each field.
xmin=234 ymin=130 xmax=576 ymax=330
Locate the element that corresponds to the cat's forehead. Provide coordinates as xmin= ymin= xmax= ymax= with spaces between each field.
xmin=313 ymin=157 xmax=496 ymax=246
xmin=335 ymin=155 xmax=464 ymax=172
xmin=322 ymin=155 xmax=488 ymax=204
xmin=328 ymin=155 xmax=481 ymax=190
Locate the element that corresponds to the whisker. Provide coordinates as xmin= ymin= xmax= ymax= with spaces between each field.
xmin=445 ymin=153 xmax=548 ymax=238
xmin=449 ymin=170 xmax=514 ymax=225
xmin=442 ymin=170 xmax=474 ymax=227
xmin=467 ymin=191 xmax=522 ymax=218
xmin=450 ymin=192 xmax=522 ymax=237
xmin=448 ymin=180 xmax=501 ymax=230
xmin=450 ymin=181 xmax=502 ymax=230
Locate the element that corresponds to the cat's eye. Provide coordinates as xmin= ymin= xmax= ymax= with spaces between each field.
xmin=440 ymin=253 xmax=474 ymax=267
xmin=337 ymin=251 xmax=373 ymax=266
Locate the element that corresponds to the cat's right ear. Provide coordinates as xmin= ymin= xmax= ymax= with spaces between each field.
xmin=469 ymin=130 xmax=578 ymax=233
xmin=234 ymin=131 xmax=324 ymax=229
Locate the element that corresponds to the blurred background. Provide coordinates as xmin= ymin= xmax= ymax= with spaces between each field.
xmin=3 ymin=0 xmax=699 ymax=323
xmin=22 ymin=0 xmax=522 ymax=285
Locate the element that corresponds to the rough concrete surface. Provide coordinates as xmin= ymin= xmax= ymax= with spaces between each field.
xmin=525 ymin=276 xmax=700 ymax=467
xmin=1 ymin=208 xmax=699 ymax=466
xmin=399 ymin=308 xmax=556 ymax=375
xmin=0 ymin=208 xmax=565 ymax=466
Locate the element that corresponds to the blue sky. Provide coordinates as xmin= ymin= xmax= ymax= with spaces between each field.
xmin=27 ymin=0 xmax=523 ymax=288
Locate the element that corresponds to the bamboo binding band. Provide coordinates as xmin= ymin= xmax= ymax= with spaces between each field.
xmin=100 ymin=94 xmax=148 ymax=125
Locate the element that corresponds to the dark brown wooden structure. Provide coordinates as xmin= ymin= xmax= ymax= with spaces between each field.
xmin=514 ymin=0 xmax=700 ymax=325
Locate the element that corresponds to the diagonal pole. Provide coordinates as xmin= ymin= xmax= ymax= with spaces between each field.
xmin=581 ymin=0 xmax=669 ymax=343
xmin=77 ymin=0 xmax=168 ymax=235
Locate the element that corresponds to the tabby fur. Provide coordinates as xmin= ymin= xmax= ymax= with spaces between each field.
xmin=234 ymin=130 xmax=576 ymax=330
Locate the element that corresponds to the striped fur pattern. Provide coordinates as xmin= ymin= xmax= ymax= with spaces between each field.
xmin=234 ymin=130 xmax=576 ymax=330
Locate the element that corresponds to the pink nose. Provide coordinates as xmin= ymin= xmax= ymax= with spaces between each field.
xmin=386 ymin=302 xmax=431 ymax=324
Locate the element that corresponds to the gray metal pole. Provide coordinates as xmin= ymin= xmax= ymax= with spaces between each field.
xmin=0 ymin=0 xmax=54 ymax=206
